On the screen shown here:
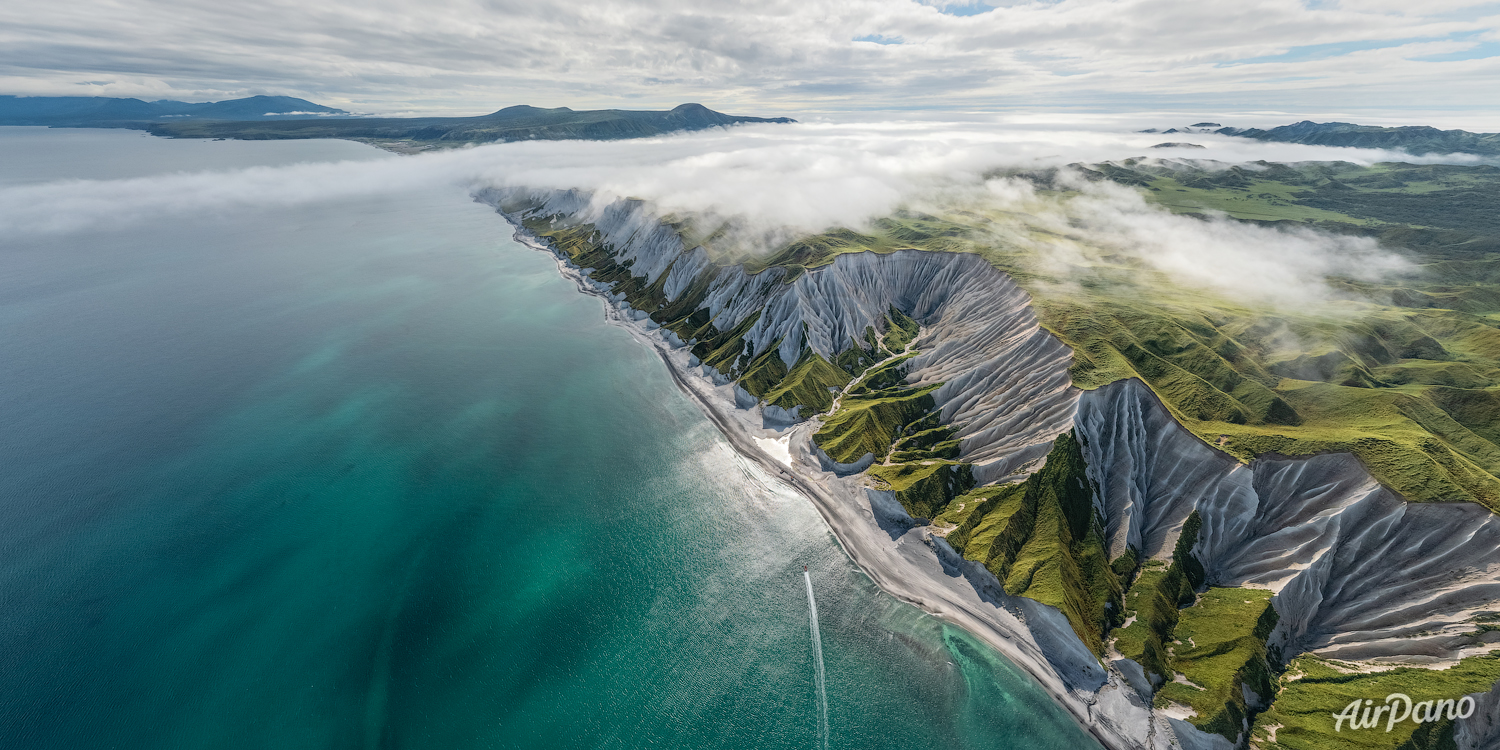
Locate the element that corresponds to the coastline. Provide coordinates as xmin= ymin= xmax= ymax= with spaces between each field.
xmin=507 ymin=222 xmax=1153 ymax=750
xmin=477 ymin=184 xmax=1500 ymax=750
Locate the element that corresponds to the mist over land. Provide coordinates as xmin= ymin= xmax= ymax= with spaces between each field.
xmin=5 ymin=115 xmax=1460 ymax=320
xmin=0 ymin=116 xmax=1454 ymax=259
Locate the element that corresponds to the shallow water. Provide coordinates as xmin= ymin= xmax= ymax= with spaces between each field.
xmin=0 ymin=127 xmax=1100 ymax=749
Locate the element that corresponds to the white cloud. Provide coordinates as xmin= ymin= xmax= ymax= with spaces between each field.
xmin=981 ymin=174 xmax=1412 ymax=308
xmin=0 ymin=0 xmax=1496 ymax=114
xmin=0 ymin=118 xmax=1431 ymax=308
xmin=2 ymin=117 xmax=1461 ymax=234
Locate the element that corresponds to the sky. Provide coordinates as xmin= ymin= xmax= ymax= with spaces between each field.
xmin=1 ymin=0 xmax=1498 ymax=119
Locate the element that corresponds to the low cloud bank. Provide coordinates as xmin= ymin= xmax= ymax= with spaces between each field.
xmin=973 ymin=175 xmax=1411 ymax=308
xmin=1 ymin=117 xmax=1438 ymax=306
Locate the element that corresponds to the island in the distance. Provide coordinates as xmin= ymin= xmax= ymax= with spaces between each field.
xmin=0 ymin=95 xmax=794 ymax=152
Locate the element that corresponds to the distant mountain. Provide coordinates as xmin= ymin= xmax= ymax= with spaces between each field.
xmin=1137 ymin=125 xmax=1221 ymax=136
xmin=1216 ymin=120 xmax=1500 ymax=156
xmin=0 ymin=95 xmax=346 ymax=125
xmin=180 ymin=96 xmax=345 ymax=120
xmin=143 ymin=103 xmax=796 ymax=146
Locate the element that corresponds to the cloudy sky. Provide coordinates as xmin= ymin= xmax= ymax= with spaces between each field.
xmin=2 ymin=0 xmax=1497 ymax=118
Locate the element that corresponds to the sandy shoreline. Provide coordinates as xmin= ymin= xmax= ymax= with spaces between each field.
xmin=509 ymin=223 xmax=1146 ymax=750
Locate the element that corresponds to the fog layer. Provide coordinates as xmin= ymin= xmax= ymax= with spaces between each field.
xmin=2 ymin=118 xmax=1441 ymax=306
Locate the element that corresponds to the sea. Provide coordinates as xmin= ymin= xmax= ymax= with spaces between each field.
xmin=0 ymin=127 xmax=1101 ymax=749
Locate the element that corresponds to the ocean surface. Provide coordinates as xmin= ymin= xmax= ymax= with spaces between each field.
xmin=0 ymin=127 xmax=1100 ymax=749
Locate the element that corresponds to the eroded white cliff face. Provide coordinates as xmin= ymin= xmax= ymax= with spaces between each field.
xmin=1078 ymin=379 xmax=1500 ymax=668
xmin=480 ymin=186 xmax=1500 ymax=749
xmin=1078 ymin=379 xmax=1500 ymax=746
xmin=481 ymin=186 xmax=1081 ymax=485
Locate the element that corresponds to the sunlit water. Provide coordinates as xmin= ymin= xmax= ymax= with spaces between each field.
xmin=0 ymin=127 xmax=1101 ymax=749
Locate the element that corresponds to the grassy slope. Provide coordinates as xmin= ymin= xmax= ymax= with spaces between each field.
xmin=733 ymin=198 xmax=1500 ymax=506
xmin=1251 ymin=653 xmax=1500 ymax=750
xmin=946 ymin=432 xmax=1125 ymax=655
xmin=812 ymin=383 xmax=940 ymax=464
xmin=867 ymin=461 xmax=974 ymax=520
xmin=1222 ymin=122 xmax=1500 ymax=158
xmin=1114 ymin=512 xmax=1207 ymax=682
xmin=1157 ymin=587 xmax=1279 ymax=742
xmin=762 ymin=351 xmax=850 ymax=413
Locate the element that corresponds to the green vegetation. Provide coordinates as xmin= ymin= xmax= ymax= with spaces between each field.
xmin=1027 ymin=294 xmax=1500 ymax=508
xmin=1250 ymin=653 xmax=1500 ymax=750
xmin=945 ymin=432 xmax=1124 ymax=654
xmin=1156 ymin=587 xmax=1279 ymax=742
xmin=810 ymin=313 xmax=942 ymax=468
xmin=1090 ymin=160 xmax=1500 ymax=234
xmin=813 ymin=383 xmax=940 ymax=464
xmin=941 ymin=482 xmax=1028 ymax=546
xmin=889 ymin=422 xmax=963 ymax=462
xmin=621 ymin=162 xmax=1500 ymax=507
xmin=1114 ymin=512 xmax=1207 ymax=682
xmin=740 ymin=227 xmax=913 ymax=274
xmin=882 ymin=307 xmax=921 ymax=351
xmin=789 ymin=160 xmax=1500 ymax=510
xmin=1044 ymin=160 xmax=1500 ymax=508
xmin=1102 ymin=514 xmax=1279 ymax=744
xmin=1112 ymin=566 xmax=1176 ymax=679
xmin=761 ymin=351 xmax=851 ymax=413
xmin=867 ymin=461 xmax=974 ymax=520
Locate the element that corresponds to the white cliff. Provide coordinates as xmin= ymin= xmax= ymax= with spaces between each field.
xmin=1078 ymin=379 xmax=1500 ymax=667
xmin=481 ymin=186 xmax=1081 ymax=482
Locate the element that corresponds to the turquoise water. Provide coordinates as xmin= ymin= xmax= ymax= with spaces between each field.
xmin=0 ymin=128 xmax=1101 ymax=749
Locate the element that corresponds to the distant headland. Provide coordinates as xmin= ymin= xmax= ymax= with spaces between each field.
xmin=0 ymin=95 xmax=796 ymax=151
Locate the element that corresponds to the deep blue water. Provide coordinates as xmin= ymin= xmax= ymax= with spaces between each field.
xmin=0 ymin=127 xmax=1100 ymax=749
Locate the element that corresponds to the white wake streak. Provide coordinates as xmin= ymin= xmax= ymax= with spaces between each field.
xmin=804 ymin=570 xmax=828 ymax=750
